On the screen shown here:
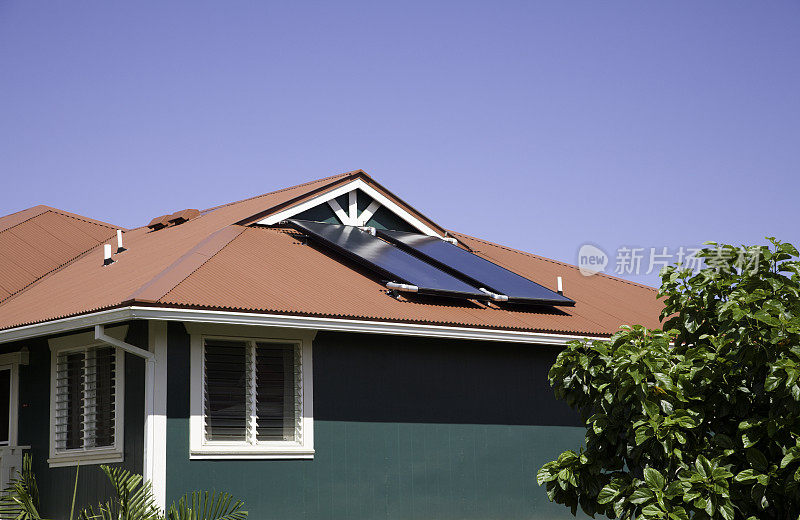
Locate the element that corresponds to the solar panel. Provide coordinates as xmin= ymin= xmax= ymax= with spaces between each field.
xmin=288 ymin=220 xmax=488 ymax=299
xmin=377 ymin=229 xmax=575 ymax=306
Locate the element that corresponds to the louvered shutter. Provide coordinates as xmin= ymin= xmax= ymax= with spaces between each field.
xmin=54 ymin=346 xmax=116 ymax=451
xmin=55 ymin=351 xmax=85 ymax=450
xmin=87 ymin=346 xmax=116 ymax=448
xmin=255 ymin=342 xmax=301 ymax=442
xmin=204 ymin=340 xmax=248 ymax=441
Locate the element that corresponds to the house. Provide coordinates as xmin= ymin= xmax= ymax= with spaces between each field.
xmin=0 ymin=170 xmax=662 ymax=519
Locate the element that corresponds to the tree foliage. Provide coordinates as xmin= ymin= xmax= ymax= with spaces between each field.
xmin=538 ymin=238 xmax=800 ymax=519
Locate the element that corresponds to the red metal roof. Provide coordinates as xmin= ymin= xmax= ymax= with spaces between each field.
xmin=0 ymin=205 xmax=117 ymax=302
xmin=0 ymin=172 xmax=663 ymax=335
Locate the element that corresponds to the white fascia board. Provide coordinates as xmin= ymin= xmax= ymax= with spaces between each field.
xmin=256 ymin=178 xmax=442 ymax=238
xmin=0 ymin=306 xmax=606 ymax=346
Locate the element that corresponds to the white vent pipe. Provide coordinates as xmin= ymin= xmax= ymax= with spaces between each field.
xmin=116 ymin=230 xmax=127 ymax=253
xmin=103 ymin=244 xmax=114 ymax=266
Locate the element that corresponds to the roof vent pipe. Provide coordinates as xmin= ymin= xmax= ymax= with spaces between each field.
xmin=557 ymin=276 xmax=563 ymax=294
xmin=116 ymin=230 xmax=127 ymax=254
xmin=103 ymin=244 xmax=114 ymax=266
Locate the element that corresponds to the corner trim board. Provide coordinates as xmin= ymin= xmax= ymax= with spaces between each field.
xmin=148 ymin=321 xmax=168 ymax=511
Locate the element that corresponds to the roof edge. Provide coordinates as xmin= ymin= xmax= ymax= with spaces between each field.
xmin=201 ymin=169 xmax=368 ymax=215
xmin=0 ymin=305 xmax=614 ymax=345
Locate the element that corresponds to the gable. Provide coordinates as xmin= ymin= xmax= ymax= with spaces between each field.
xmin=255 ymin=178 xmax=440 ymax=236
xmin=291 ymin=189 xmax=417 ymax=233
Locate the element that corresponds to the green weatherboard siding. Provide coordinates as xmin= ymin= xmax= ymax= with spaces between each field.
xmin=165 ymin=325 xmax=589 ymax=519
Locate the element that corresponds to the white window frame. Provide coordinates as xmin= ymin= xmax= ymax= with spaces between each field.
xmin=187 ymin=323 xmax=315 ymax=459
xmin=48 ymin=330 xmax=126 ymax=468
xmin=0 ymin=350 xmax=29 ymax=447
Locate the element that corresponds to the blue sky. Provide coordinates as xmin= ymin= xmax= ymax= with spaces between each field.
xmin=1 ymin=1 xmax=798 ymax=287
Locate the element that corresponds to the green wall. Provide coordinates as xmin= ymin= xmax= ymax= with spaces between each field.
xmin=11 ymin=322 xmax=146 ymax=518
xmin=165 ymin=324 xmax=588 ymax=519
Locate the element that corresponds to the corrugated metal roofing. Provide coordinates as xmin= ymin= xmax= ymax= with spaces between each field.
xmin=0 ymin=206 xmax=118 ymax=301
xmin=0 ymin=171 xmax=663 ymax=335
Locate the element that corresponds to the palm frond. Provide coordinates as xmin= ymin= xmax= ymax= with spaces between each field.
xmin=0 ymin=454 xmax=44 ymax=520
xmin=79 ymin=465 xmax=160 ymax=520
xmin=165 ymin=491 xmax=247 ymax=520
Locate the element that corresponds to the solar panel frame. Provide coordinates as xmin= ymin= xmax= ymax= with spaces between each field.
xmin=287 ymin=220 xmax=489 ymax=299
xmin=377 ymin=229 xmax=575 ymax=306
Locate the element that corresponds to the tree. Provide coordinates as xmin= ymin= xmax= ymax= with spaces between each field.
xmin=537 ymin=239 xmax=800 ymax=520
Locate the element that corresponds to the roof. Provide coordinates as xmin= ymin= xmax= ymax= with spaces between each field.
xmin=0 ymin=171 xmax=663 ymax=336
xmin=0 ymin=205 xmax=118 ymax=302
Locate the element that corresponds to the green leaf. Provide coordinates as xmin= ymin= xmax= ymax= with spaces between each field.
xmin=629 ymin=487 xmax=654 ymax=504
xmin=720 ymin=501 xmax=735 ymax=520
xmin=765 ymin=372 xmax=784 ymax=392
xmin=597 ymin=485 xmax=618 ymax=505
xmin=747 ymin=448 xmax=769 ymax=472
xmin=644 ymin=468 xmax=666 ymax=490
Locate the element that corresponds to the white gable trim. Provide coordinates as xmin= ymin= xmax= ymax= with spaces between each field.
xmin=256 ymin=178 xmax=442 ymax=237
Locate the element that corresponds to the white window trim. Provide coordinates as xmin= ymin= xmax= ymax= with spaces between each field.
xmin=0 ymin=350 xmax=29 ymax=447
xmin=187 ymin=323 xmax=315 ymax=459
xmin=48 ymin=328 xmax=127 ymax=468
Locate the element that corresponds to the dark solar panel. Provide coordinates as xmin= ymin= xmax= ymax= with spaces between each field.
xmin=288 ymin=220 xmax=487 ymax=299
xmin=378 ymin=229 xmax=575 ymax=306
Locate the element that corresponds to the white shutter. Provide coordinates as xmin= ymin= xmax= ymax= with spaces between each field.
xmin=54 ymin=351 xmax=84 ymax=451
xmin=203 ymin=340 xmax=248 ymax=441
xmin=54 ymin=346 xmax=116 ymax=452
xmin=86 ymin=347 xmax=116 ymax=448
xmin=254 ymin=342 xmax=302 ymax=443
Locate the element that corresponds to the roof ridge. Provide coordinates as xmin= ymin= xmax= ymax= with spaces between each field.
xmin=201 ymin=169 xmax=366 ymax=214
xmin=0 ymin=205 xmax=120 ymax=235
xmin=0 ymin=230 xmax=117 ymax=307
xmin=0 ymin=205 xmax=51 ymax=234
xmin=47 ymin=207 xmax=121 ymax=231
xmin=449 ymin=230 xmax=659 ymax=292
xmin=128 ymin=225 xmax=246 ymax=303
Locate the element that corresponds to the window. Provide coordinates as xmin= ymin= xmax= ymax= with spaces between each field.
xmin=0 ymin=351 xmax=27 ymax=448
xmin=0 ymin=369 xmax=10 ymax=445
xmin=188 ymin=327 xmax=314 ymax=459
xmin=49 ymin=342 xmax=124 ymax=467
